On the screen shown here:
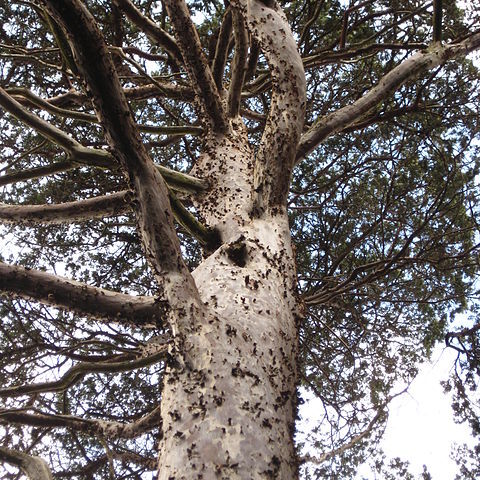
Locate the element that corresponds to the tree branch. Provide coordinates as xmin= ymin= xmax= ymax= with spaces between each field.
xmin=433 ymin=0 xmax=443 ymax=43
xmin=8 ymin=87 xmax=203 ymax=136
xmin=0 ymin=405 xmax=161 ymax=439
xmin=233 ymin=0 xmax=306 ymax=212
xmin=112 ymin=0 xmax=183 ymax=66
xmin=42 ymin=0 xmax=206 ymax=363
xmin=228 ymin=8 xmax=249 ymax=117
xmin=0 ymin=87 xmax=111 ymax=168
xmin=212 ymin=8 xmax=233 ymax=91
xmin=163 ymin=0 xmax=228 ymax=133
xmin=0 ymin=262 xmax=160 ymax=326
xmin=0 ymin=349 xmax=167 ymax=398
xmin=297 ymin=31 xmax=480 ymax=161
xmin=0 ymin=160 xmax=75 ymax=187
xmin=0 ymin=447 xmax=53 ymax=480
xmin=0 ymin=191 xmax=131 ymax=224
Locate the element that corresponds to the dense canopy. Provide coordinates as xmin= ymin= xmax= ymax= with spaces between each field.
xmin=1 ymin=0 xmax=480 ymax=479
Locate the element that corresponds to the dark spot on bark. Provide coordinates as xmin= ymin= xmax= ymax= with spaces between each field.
xmin=262 ymin=418 xmax=272 ymax=429
xmin=226 ymin=324 xmax=237 ymax=337
xmin=226 ymin=237 xmax=247 ymax=267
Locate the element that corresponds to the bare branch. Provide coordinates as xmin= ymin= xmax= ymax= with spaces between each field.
xmin=212 ymin=8 xmax=233 ymax=91
xmin=297 ymin=31 xmax=480 ymax=161
xmin=0 ymin=405 xmax=161 ymax=439
xmin=0 ymin=349 xmax=167 ymax=398
xmin=163 ymin=0 xmax=228 ymax=133
xmin=0 ymin=191 xmax=131 ymax=224
xmin=228 ymin=8 xmax=249 ymax=117
xmin=433 ymin=0 xmax=443 ymax=43
xmin=0 ymin=87 xmax=111 ymax=168
xmin=0 ymin=447 xmax=53 ymax=480
xmin=0 ymin=262 xmax=160 ymax=326
xmin=0 ymin=161 xmax=75 ymax=187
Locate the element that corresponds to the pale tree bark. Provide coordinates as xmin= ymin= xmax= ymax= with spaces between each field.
xmin=0 ymin=447 xmax=53 ymax=480
xmin=154 ymin=0 xmax=305 ymax=478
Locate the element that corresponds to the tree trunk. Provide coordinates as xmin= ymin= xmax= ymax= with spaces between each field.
xmin=158 ymin=134 xmax=300 ymax=479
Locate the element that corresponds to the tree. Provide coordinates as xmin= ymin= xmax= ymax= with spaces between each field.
xmin=0 ymin=0 xmax=480 ymax=478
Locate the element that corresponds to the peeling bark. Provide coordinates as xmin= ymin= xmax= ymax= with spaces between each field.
xmin=158 ymin=214 xmax=300 ymax=479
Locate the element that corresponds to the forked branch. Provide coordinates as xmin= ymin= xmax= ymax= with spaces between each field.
xmin=232 ymin=0 xmax=306 ymax=212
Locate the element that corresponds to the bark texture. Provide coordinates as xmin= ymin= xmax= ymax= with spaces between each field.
xmin=158 ymin=214 xmax=300 ymax=479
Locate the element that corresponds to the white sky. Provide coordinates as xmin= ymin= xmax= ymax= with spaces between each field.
xmin=378 ymin=346 xmax=471 ymax=479
xmin=300 ymin=344 xmax=472 ymax=479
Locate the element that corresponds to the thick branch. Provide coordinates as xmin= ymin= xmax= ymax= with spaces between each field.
xmin=0 ymin=191 xmax=131 ymax=224
xmin=0 ymin=189 xmax=217 ymax=247
xmin=212 ymin=8 xmax=233 ymax=91
xmin=0 ymin=405 xmax=161 ymax=439
xmin=42 ymin=0 xmax=205 ymax=358
xmin=0 ymin=262 xmax=160 ymax=326
xmin=228 ymin=8 xmax=249 ymax=117
xmin=163 ymin=0 xmax=228 ymax=133
xmin=233 ymin=0 xmax=306 ymax=212
xmin=0 ymin=447 xmax=52 ymax=480
xmin=297 ymin=31 xmax=480 ymax=161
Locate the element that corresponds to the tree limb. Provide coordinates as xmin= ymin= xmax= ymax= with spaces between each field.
xmin=0 ymin=160 xmax=75 ymax=187
xmin=0 ymin=87 xmax=111 ymax=168
xmin=0 ymin=447 xmax=53 ymax=480
xmin=233 ymin=0 xmax=306 ymax=212
xmin=163 ymin=0 xmax=228 ymax=134
xmin=0 ymin=191 xmax=131 ymax=224
xmin=296 ymin=31 xmax=480 ymax=161
xmin=0 ymin=261 xmax=160 ymax=326
xmin=8 ymin=87 xmax=203 ymax=136
xmin=0 ymin=349 xmax=167 ymax=398
xmin=228 ymin=8 xmax=249 ymax=118
xmin=0 ymin=405 xmax=161 ymax=439
xmin=212 ymin=8 xmax=233 ymax=91
xmin=42 ymin=0 xmax=206 ymax=363
xmin=112 ymin=0 xmax=183 ymax=66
